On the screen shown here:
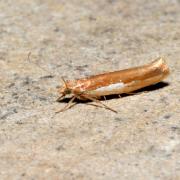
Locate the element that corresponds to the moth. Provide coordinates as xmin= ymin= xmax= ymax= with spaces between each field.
xmin=57 ymin=57 xmax=170 ymax=113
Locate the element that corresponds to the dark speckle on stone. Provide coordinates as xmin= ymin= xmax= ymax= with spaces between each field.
xmin=0 ymin=108 xmax=17 ymax=120
xmin=152 ymin=121 xmax=158 ymax=124
xmin=13 ymin=109 xmax=18 ymax=113
xmin=38 ymin=96 xmax=47 ymax=101
xmin=16 ymin=121 xmax=23 ymax=125
xmin=54 ymin=27 xmax=60 ymax=32
xmin=21 ymin=173 xmax=26 ymax=177
xmin=169 ymin=136 xmax=175 ymax=139
xmin=56 ymin=145 xmax=65 ymax=151
xmin=40 ymin=75 xmax=54 ymax=79
xmin=89 ymin=16 xmax=96 ymax=21
xmin=7 ymin=82 xmax=15 ymax=88
xmin=108 ymin=0 xmax=117 ymax=4
xmin=160 ymin=97 xmax=168 ymax=103
xmin=114 ymin=117 xmax=123 ymax=121
xmin=164 ymin=114 xmax=171 ymax=119
xmin=21 ymin=77 xmax=31 ymax=86
xmin=75 ymin=65 xmax=89 ymax=72
xmin=12 ymin=92 xmax=18 ymax=96
xmin=101 ymin=172 xmax=105 ymax=176
xmin=171 ymin=126 xmax=180 ymax=131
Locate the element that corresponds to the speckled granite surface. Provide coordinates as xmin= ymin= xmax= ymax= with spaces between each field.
xmin=0 ymin=0 xmax=180 ymax=179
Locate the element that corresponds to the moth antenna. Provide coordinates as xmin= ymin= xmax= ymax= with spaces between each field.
xmin=61 ymin=77 xmax=68 ymax=89
xmin=27 ymin=52 xmax=54 ymax=77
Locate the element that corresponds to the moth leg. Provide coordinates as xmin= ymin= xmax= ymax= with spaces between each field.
xmin=103 ymin=96 xmax=106 ymax=101
xmin=56 ymin=94 xmax=65 ymax=102
xmin=82 ymin=95 xmax=117 ymax=113
xmin=56 ymin=95 xmax=77 ymax=113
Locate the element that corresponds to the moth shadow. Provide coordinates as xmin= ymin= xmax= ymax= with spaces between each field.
xmin=57 ymin=81 xmax=170 ymax=103
xmin=58 ymin=96 xmax=91 ymax=104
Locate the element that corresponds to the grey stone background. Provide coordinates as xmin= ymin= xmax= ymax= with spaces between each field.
xmin=0 ymin=0 xmax=180 ymax=179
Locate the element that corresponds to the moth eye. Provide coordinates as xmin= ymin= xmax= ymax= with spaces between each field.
xmin=65 ymin=89 xmax=71 ymax=94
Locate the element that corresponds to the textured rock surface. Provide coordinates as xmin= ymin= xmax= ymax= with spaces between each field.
xmin=0 ymin=0 xmax=180 ymax=179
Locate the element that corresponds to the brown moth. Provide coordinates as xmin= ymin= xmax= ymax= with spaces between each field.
xmin=58 ymin=57 xmax=170 ymax=113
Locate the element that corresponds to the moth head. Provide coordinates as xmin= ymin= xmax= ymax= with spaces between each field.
xmin=59 ymin=77 xmax=72 ymax=95
xmin=59 ymin=86 xmax=72 ymax=95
